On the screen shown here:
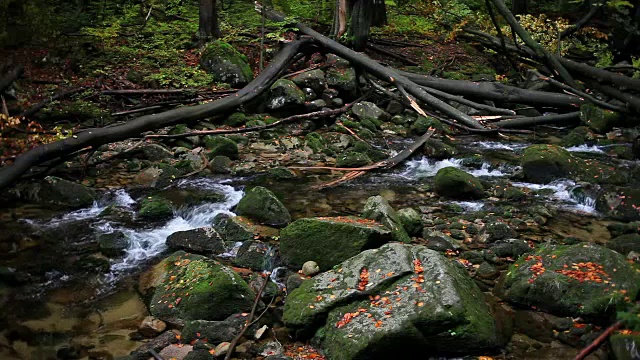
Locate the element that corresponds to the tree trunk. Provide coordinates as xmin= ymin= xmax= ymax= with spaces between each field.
xmin=511 ymin=0 xmax=528 ymax=15
xmin=350 ymin=0 xmax=372 ymax=51
xmin=198 ymin=0 xmax=220 ymax=44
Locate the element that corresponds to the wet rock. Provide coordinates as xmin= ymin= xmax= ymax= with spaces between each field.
xmin=177 ymin=150 xmax=205 ymax=172
xmin=233 ymin=240 xmax=269 ymax=271
xmin=98 ymin=231 xmax=131 ymax=257
xmin=336 ymin=151 xmax=372 ymax=167
xmin=214 ymin=342 xmax=230 ymax=357
xmin=397 ymin=208 xmax=422 ymax=236
xmin=521 ymin=144 xmax=576 ymax=184
xmin=139 ymin=143 xmax=173 ymax=161
xmin=225 ymin=112 xmax=247 ymax=127
xmin=410 ymin=116 xmax=444 ymax=134
xmin=209 ymin=155 xmax=232 ymax=174
xmin=580 ymin=103 xmax=622 ymax=134
xmin=362 ymin=195 xmax=411 ymax=243
xmin=325 ymin=54 xmax=357 ymax=98
xmin=422 ymin=138 xmax=458 ymax=159
xmin=11 ymin=176 xmax=96 ymax=209
xmin=224 ymin=216 xmax=279 ymax=243
xmin=560 ymin=126 xmax=591 ymax=147
xmin=480 ymin=221 xmax=517 ymax=243
xmin=138 ymin=196 xmax=174 ymax=220
xmin=490 ymin=239 xmax=532 ymax=258
xmin=434 ymin=167 xmax=484 ymax=199
xmin=607 ymin=222 xmax=640 ymax=238
xmin=259 ymin=341 xmax=284 ymax=357
xmin=166 ymin=227 xmax=226 ymax=256
xmin=352 ymin=101 xmax=388 ymax=122
xmin=302 ymin=87 xmax=317 ymax=101
xmin=130 ymin=330 xmax=180 ymax=359
xmin=183 ymin=349 xmax=214 ymax=360
xmin=73 ymin=254 xmax=110 ymax=273
xmin=476 ymin=262 xmax=499 ymax=280
xmin=279 ymin=217 xmax=392 ymax=271
xmin=133 ymin=165 xmax=181 ymax=188
xmin=423 ymin=232 xmax=456 ymax=252
xmin=306 ymin=99 xmax=326 ymax=111
xmin=200 ymin=41 xmax=253 ymax=88
xmin=385 ymin=100 xmax=404 ymax=115
xmin=235 ymin=186 xmax=291 ymax=227
xmin=596 ymin=187 xmax=640 ymax=222
xmin=500 ymin=243 xmax=640 ymax=319
xmin=291 ymin=69 xmax=326 ymax=94
xmin=139 ymin=316 xmax=167 ymax=338
xmin=610 ymin=333 xmax=640 ymax=360
xmin=204 ymin=136 xmax=239 ymax=160
xmin=149 ymin=252 xmax=255 ymax=322
xmin=286 ymin=274 xmax=306 ymax=292
xmin=607 ymin=233 xmax=640 ymax=256
xmin=283 ymin=243 xmax=501 ymax=358
xmin=301 ymin=261 xmax=320 ymax=276
xmin=267 ymin=79 xmax=305 ymax=111
xmin=266 ymin=167 xmax=296 ymax=180
xmin=181 ymin=314 xmax=249 ymax=343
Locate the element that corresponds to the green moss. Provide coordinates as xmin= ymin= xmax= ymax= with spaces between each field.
xmin=434 ymin=167 xmax=484 ymax=199
xmin=411 ymin=116 xmax=445 ymax=134
xmin=304 ymin=132 xmax=326 ymax=153
xmin=203 ymin=135 xmax=239 ymax=159
xmin=580 ymin=104 xmax=622 ymax=134
xmin=336 ymin=152 xmax=372 ymax=168
xmin=521 ymin=144 xmax=576 ymax=183
xmin=139 ymin=196 xmax=174 ymax=220
xmin=225 ymin=112 xmax=247 ymax=127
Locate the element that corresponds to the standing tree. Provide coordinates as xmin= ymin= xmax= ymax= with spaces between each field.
xmin=198 ymin=0 xmax=221 ymax=45
xmin=333 ymin=0 xmax=387 ymax=51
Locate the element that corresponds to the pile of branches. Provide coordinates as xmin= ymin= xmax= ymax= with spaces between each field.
xmin=0 ymin=1 xmax=637 ymax=191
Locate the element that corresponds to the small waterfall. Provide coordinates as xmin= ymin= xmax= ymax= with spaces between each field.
xmin=450 ymin=201 xmax=485 ymax=212
xmin=565 ymin=144 xmax=605 ymax=154
xmin=512 ymin=180 xmax=598 ymax=214
xmin=468 ymin=163 xmax=508 ymax=177
xmin=401 ymin=157 xmax=510 ymax=178
xmin=110 ymin=178 xmax=244 ymax=273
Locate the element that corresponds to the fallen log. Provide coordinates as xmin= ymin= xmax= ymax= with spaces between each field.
xmin=0 ymin=40 xmax=310 ymax=191
xmin=398 ymin=70 xmax=585 ymax=108
xmin=493 ymin=111 xmax=580 ymax=128
xmin=256 ymin=4 xmax=484 ymax=130
xmin=0 ymin=65 xmax=24 ymax=94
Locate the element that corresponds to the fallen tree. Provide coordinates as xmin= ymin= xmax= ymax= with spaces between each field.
xmin=0 ymin=39 xmax=311 ymax=191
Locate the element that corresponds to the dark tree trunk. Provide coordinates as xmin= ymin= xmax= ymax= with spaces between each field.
xmin=511 ymin=0 xmax=528 ymax=15
xmin=198 ymin=0 xmax=221 ymax=44
xmin=350 ymin=0 xmax=386 ymax=51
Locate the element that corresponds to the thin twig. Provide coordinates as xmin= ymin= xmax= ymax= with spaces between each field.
xmin=224 ymin=273 xmax=271 ymax=360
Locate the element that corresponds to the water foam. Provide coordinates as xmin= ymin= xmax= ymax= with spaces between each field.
xmin=512 ymin=180 xmax=598 ymax=214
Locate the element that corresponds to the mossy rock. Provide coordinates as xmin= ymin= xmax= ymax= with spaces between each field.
xmin=304 ymin=132 xmax=326 ymax=153
xmin=11 ymin=176 xmax=96 ymax=209
xmin=410 ymin=116 xmax=444 ymax=134
xmin=279 ymin=217 xmax=392 ymax=271
xmin=580 ymin=103 xmax=622 ymax=134
xmin=560 ymin=126 xmax=591 ymax=147
xmin=500 ymin=243 xmax=640 ymax=319
xmin=291 ymin=69 xmax=326 ymax=94
xmin=607 ymin=233 xmax=640 ymax=256
xmin=397 ymin=208 xmax=423 ymax=236
xmin=199 ymin=41 xmax=253 ymax=88
xmin=149 ymin=252 xmax=255 ymax=322
xmin=204 ymin=136 xmax=239 ymax=160
xmin=351 ymin=101 xmax=388 ymax=122
xmin=336 ymin=151 xmax=372 ymax=168
xmin=225 ymin=112 xmax=247 ymax=127
xmin=266 ymin=79 xmax=305 ymax=111
xmin=139 ymin=196 xmax=174 ymax=220
xmin=283 ymin=243 xmax=501 ymax=358
xmin=325 ymin=55 xmax=357 ymax=98
xmin=362 ymin=195 xmax=411 ymax=243
xmin=98 ymin=231 xmax=130 ymax=257
xmin=521 ymin=144 xmax=576 ymax=184
xmin=422 ymin=138 xmax=457 ymax=159
xmin=596 ymin=187 xmax=640 ymax=222
xmin=434 ymin=167 xmax=484 ymax=199
xmin=235 ymin=186 xmax=291 ymax=227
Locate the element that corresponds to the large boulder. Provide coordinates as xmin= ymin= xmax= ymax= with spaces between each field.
xmin=233 ymin=240 xmax=270 ymax=271
xmin=325 ymin=54 xmax=357 ymax=98
xmin=336 ymin=152 xmax=372 ymax=168
xmin=149 ymin=252 xmax=255 ymax=322
xmin=138 ymin=196 xmax=174 ymax=220
xmin=521 ymin=144 xmax=576 ymax=183
xmin=204 ymin=136 xmax=239 ymax=160
xmin=362 ymin=196 xmax=411 ymax=243
xmin=283 ymin=243 xmax=501 ymax=359
xmin=181 ymin=314 xmax=249 ymax=343
xmin=235 ymin=186 xmax=291 ymax=227
xmin=266 ymin=79 xmax=306 ymax=111
xmin=434 ymin=167 xmax=484 ymax=199
xmin=606 ymin=233 xmax=640 ymax=256
xmin=397 ymin=208 xmax=423 ymax=236
xmin=98 ymin=231 xmax=131 ymax=257
xmin=499 ymin=243 xmax=640 ymax=319
xmin=351 ymin=101 xmax=388 ymax=122
xmin=11 ymin=176 xmax=96 ymax=209
xmin=580 ymin=103 xmax=622 ymax=134
xmin=279 ymin=217 xmax=392 ymax=271
xmin=291 ymin=69 xmax=326 ymax=94
xmin=596 ymin=187 xmax=640 ymax=222
xmin=223 ymin=216 xmax=280 ymax=243
xmin=422 ymin=138 xmax=457 ymax=159
xmin=200 ymin=41 xmax=253 ymax=88
xmin=166 ymin=227 xmax=226 ymax=256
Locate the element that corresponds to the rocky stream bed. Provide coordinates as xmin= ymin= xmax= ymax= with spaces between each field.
xmin=1 ymin=56 xmax=640 ymax=360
